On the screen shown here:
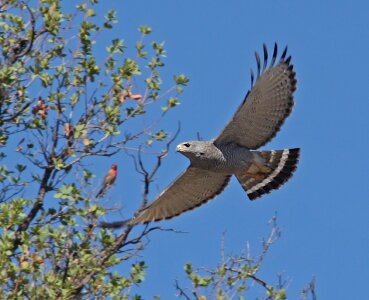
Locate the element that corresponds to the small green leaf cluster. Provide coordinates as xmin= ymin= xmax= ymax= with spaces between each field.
xmin=185 ymin=262 xmax=212 ymax=288
xmin=182 ymin=260 xmax=288 ymax=300
xmin=178 ymin=221 xmax=290 ymax=300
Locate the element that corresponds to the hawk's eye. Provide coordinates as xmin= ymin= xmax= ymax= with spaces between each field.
xmin=183 ymin=143 xmax=190 ymax=148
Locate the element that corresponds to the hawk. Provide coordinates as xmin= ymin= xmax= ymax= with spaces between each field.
xmin=116 ymin=43 xmax=299 ymax=226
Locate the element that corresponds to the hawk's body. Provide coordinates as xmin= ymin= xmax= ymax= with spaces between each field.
xmin=102 ymin=43 xmax=301 ymax=227
xmin=179 ymin=141 xmax=254 ymax=173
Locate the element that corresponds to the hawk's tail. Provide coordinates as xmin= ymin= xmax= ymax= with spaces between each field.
xmin=236 ymin=148 xmax=300 ymax=200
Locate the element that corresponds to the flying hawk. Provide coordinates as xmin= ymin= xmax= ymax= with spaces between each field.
xmin=105 ymin=43 xmax=300 ymax=226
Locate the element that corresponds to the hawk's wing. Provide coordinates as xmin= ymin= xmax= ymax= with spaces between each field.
xmin=215 ymin=44 xmax=297 ymax=149
xmin=130 ymin=167 xmax=231 ymax=224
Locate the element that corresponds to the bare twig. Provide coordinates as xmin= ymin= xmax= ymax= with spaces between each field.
xmin=257 ymin=214 xmax=281 ymax=268
xmin=300 ymin=277 xmax=317 ymax=300
xmin=138 ymin=122 xmax=180 ymax=210
xmin=175 ymin=279 xmax=191 ymax=300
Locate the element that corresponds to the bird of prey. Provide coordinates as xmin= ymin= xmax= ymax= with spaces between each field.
xmin=129 ymin=43 xmax=300 ymax=225
xmin=96 ymin=163 xmax=118 ymax=198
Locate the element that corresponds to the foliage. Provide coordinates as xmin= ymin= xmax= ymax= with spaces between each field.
xmin=176 ymin=217 xmax=316 ymax=300
xmin=0 ymin=0 xmax=187 ymax=298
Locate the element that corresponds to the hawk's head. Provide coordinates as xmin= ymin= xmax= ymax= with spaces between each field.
xmin=176 ymin=141 xmax=213 ymax=161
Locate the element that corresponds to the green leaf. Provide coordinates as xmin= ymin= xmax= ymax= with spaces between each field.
xmin=174 ymin=74 xmax=189 ymax=86
xmin=15 ymin=164 xmax=26 ymax=172
xmin=167 ymin=97 xmax=179 ymax=108
xmin=276 ymin=289 xmax=287 ymax=300
xmin=86 ymin=9 xmax=96 ymax=17
xmin=138 ymin=25 xmax=152 ymax=35
xmin=155 ymin=130 xmax=167 ymax=141
xmin=185 ymin=262 xmax=193 ymax=275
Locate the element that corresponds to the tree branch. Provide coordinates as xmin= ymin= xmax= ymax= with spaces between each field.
xmin=12 ymin=167 xmax=52 ymax=253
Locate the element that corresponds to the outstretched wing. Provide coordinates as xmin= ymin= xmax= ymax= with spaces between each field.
xmin=130 ymin=167 xmax=231 ymax=224
xmin=215 ymin=43 xmax=297 ymax=149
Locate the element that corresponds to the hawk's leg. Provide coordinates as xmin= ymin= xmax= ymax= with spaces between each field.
xmin=245 ymin=172 xmax=265 ymax=180
xmin=253 ymin=161 xmax=271 ymax=173
xmin=245 ymin=161 xmax=271 ymax=180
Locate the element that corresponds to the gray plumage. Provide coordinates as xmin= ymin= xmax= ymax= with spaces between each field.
xmin=112 ymin=43 xmax=300 ymax=226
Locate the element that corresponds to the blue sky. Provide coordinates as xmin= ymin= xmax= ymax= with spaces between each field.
xmin=6 ymin=0 xmax=369 ymax=298
xmin=91 ymin=0 xmax=369 ymax=298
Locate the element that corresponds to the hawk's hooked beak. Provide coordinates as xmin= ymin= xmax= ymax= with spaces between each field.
xmin=176 ymin=142 xmax=191 ymax=153
xmin=176 ymin=143 xmax=188 ymax=153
